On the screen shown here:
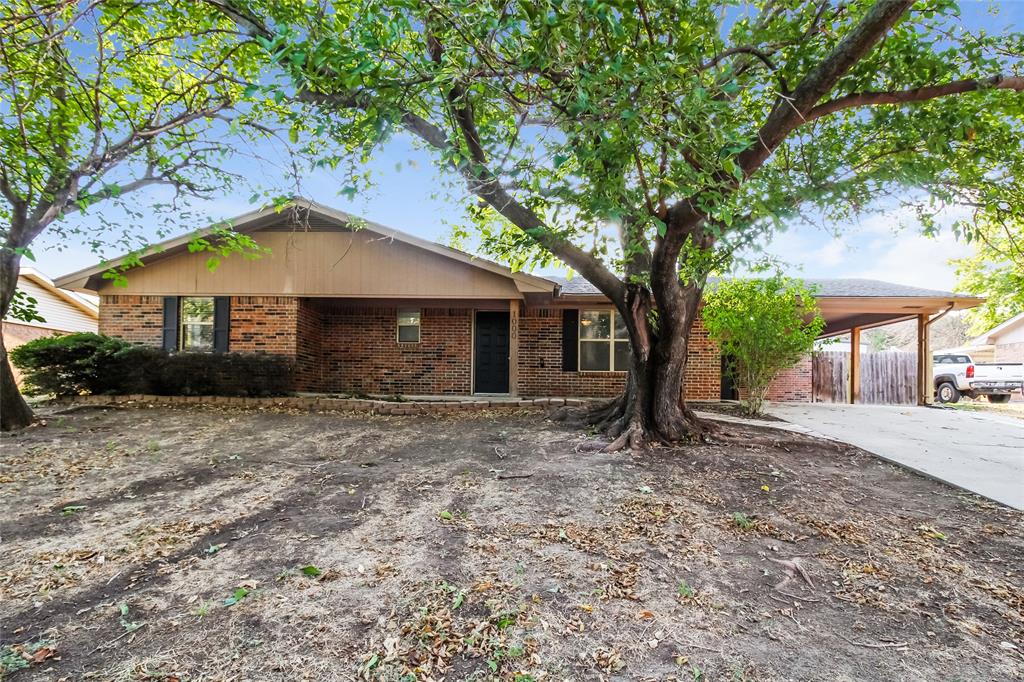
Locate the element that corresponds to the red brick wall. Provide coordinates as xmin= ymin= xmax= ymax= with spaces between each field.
xmin=317 ymin=305 xmax=473 ymax=395
xmin=228 ymin=296 xmax=299 ymax=355
xmin=99 ymin=295 xmax=164 ymax=346
xmin=295 ymin=299 xmax=322 ymax=391
xmin=685 ymin=315 xmax=721 ymax=401
xmin=764 ymin=355 xmax=813 ymax=402
xmin=516 ymin=307 xmax=721 ymax=400
xmin=97 ymin=295 xmax=813 ymax=402
xmin=517 ymin=308 xmax=625 ymax=398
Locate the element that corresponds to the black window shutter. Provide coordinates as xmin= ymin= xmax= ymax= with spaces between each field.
xmin=213 ymin=297 xmax=230 ymax=353
xmin=162 ymin=296 xmax=180 ymax=351
xmin=561 ymin=309 xmax=579 ymax=371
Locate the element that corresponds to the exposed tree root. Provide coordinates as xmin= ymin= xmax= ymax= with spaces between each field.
xmin=549 ymin=393 xmax=717 ymax=452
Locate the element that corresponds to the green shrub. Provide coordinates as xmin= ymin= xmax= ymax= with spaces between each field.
xmin=10 ymin=333 xmax=134 ymax=396
xmin=11 ymin=333 xmax=294 ymax=397
xmin=703 ymin=276 xmax=825 ymax=416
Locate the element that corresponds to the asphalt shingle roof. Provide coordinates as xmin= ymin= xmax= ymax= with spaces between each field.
xmin=545 ymin=276 xmax=974 ymax=299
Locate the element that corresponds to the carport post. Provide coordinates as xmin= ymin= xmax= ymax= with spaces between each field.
xmin=916 ymin=314 xmax=931 ymax=405
xmin=849 ymin=326 xmax=861 ymax=403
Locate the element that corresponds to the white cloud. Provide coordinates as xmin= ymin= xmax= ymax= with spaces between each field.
xmin=847 ymin=231 xmax=972 ymax=291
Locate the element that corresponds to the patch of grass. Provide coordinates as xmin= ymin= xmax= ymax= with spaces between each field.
xmin=732 ymin=512 xmax=755 ymax=530
xmin=60 ymin=505 xmax=86 ymax=517
xmin=1 ymin=640 xmax=54 ymax=676
xmin=193 ymin=600 xmax=213 ymax=619
xmin=677 ymin=579 xmax=695 ymax=599
xmin=119 ymin=602 xmax=142 ymax=632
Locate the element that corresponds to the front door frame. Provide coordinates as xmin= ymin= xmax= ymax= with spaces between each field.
xmin=472 ymin=308 xmax=511 ymax=395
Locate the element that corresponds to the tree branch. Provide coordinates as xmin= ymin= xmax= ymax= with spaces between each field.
xmin=805 ymin=75 xmax=1024 ymax=121
xmin=651 ymin=0 xmax=916 ymax=310
xmin=297 ymin=91 xmax=626 ymax=303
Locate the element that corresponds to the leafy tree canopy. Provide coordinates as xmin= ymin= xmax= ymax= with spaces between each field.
xmin=951 ymin=186 xmax=1024 ymax=334
xmin=224 ymin=0 xmax=1022 ymax=288
xmin=0 ymin=0 xmax=271 ymax=252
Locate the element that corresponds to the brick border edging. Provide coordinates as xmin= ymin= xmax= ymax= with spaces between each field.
xmin=57 ymin=394 xmax=593 ymax=416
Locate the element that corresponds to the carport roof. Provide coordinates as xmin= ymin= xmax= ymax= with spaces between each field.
xmin=546 ymin=275 xmax=977 ymax=300
xmin=543 ymin=276 xmax=982 ymax=337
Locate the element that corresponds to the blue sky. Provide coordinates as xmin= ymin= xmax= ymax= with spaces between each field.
xmin=31 ymin=1 xmax=1022 ymax=293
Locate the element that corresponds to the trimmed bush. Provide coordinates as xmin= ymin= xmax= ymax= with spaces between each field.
xmin=10 ymin=333 xmax=134 ymax=396
xmin=11 ymin=333 xmax=294 ymax=397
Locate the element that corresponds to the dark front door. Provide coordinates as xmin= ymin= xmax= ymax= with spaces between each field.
xmin=720 ymin=354 xmax=739 ymax=400
xmin=474 ymin=311 xmax=510 ymax=393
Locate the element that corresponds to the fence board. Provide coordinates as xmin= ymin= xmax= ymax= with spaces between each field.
xmin=812 ymin=351 xmax=917 ymax=404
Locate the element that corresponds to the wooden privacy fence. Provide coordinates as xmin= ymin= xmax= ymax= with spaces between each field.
xmin=812 ymin=350 xmax=918 ymax=404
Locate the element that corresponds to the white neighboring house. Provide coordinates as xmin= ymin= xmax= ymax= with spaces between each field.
xmin=3 ymin=268 xmax=99 ymax=384
xmin=971 ymin=313 xmax=1024 ymax=364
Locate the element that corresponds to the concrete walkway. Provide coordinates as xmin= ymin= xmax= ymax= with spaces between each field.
xmin=766 ymin=402 xmax=1024 ymax=510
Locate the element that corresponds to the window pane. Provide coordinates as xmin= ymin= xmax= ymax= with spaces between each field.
xmin=580 ymin=310 xmax=611 ymax=339
xmin=398 ymin=310 xmax=420 ymax=327
xmin=613 ymin=340 xmax=631 ymax=372
xmin=180 ymin=297 xmax=214 ymax=351
xmin=182 ymin=297 xmax=214 ymax=324
xmin=183 ymin=323 xmax=214 ymax=351
xmin=398 ymin=325 xmax=420 ymax=343
xmin=580 ymin=341 xmax=611 ymax=371
xmin=613 ymin=312 xmax=630 ymax=339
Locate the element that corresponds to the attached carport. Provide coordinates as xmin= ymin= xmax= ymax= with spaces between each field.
xmin=809 ymin=280 xmax=982 ymax=405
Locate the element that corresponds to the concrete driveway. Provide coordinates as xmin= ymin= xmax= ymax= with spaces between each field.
xmin=766 ymin=402 xmax=1024 ymax=510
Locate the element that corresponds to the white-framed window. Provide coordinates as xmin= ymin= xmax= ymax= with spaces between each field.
xmin=180 ymin=297 xmax=215 ymax=351
xmin=397 ymin=309 xmax=421 ymax=343
xmin=579 ymin=309 xmax=630 ymax=371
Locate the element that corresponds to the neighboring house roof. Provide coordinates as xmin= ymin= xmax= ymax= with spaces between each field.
xmin=547 ymin=275 xmax=979 ymax=300
xmin=54 ymin=198 xmax=558 ymax=296
xmin=5 ymin=268 xmax=99 ymax=332
xmin=972 ymin=312 xmax=1024 ymax=345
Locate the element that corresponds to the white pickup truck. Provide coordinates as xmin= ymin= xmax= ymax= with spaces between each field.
xmin=933 ymin=353 xmax=1024 ymax=403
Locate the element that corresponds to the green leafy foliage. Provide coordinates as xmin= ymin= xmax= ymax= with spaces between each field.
xmin=10 ymin=333 xmax=294 ymax=397
xmin=118 ymin=603 xmax=142 ymax=632
xmin=703 ymin=276 xmax=825 ymax=416
xmin=228 ymin=0 xmax=1022 ymax=285
xmin=7 ymin=289 xmax=45 ymax=325
xmin=732 ymin=512 xmax=755 ymax=531
xmin=0 ymin=640 xmax=53 ymax=676
xmin=223 ymin=587 xmax=251 ymax=607
xmin=300 ymin=565 xmax=322 ymax=577
xmin=952 ymin=211 xmax=1024 ymax=334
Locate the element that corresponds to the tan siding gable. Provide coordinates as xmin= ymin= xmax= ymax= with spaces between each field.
xmin=96 ymin=228 xmax=523 ymax=299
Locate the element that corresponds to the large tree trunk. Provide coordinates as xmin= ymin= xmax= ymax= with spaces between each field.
xmin=0 ymin=250 xmax=34 ymax=431
xmin=586 ymin=280 xmax=711 ymax=450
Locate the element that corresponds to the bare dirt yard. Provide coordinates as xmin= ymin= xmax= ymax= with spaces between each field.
xmin=1 ymin=405 xmax=1022 ymax=681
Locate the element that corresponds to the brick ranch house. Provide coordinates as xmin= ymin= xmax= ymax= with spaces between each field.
xmin=55 ymin=200 xmax=982 ymax=404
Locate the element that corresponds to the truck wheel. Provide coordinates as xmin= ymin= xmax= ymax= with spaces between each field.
xmin=936 ymin=382 xmax=960 ymax=404
xmin=987 ymin=394 xmax=1011 ymax=404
